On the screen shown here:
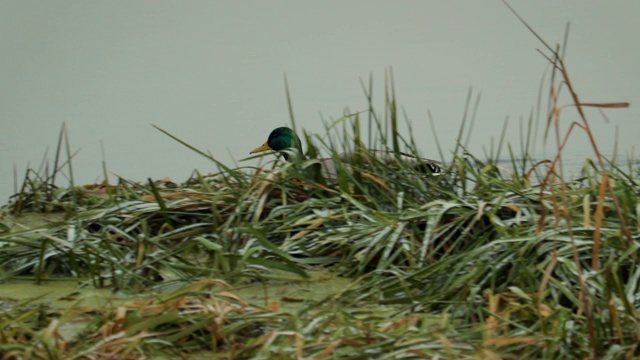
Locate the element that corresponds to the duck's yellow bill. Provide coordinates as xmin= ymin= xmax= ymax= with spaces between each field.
xmin=250 ymin=142 xmax=271 ymax=154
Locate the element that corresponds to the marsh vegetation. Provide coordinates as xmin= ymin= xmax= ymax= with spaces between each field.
xmin=1 ymin=17 xmax=638 ymax=360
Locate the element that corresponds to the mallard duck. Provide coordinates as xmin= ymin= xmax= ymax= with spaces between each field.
xmin=250 ymin=127 xmax=442 ymax=182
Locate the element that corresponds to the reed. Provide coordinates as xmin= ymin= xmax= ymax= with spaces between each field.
xmin=0 ymin=9 xmax=636 ymax=359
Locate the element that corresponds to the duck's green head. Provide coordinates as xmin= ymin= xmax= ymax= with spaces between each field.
xmin=250 ymin=127 xmax=303 ymax=161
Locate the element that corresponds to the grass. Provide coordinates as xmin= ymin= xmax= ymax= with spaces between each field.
xmin=1 ymin=12 xmax=638 ymax=360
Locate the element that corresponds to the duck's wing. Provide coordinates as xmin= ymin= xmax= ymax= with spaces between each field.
xmin=338 ymin=150 xmax=442 ymax=175
xmin=310 ymin=150 xmax=442 ymax=185
xmin=395 ymin=151 xmax=442 ymax=175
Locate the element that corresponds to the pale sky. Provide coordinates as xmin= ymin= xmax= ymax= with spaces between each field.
xmin=1 ymin=1 xmax=639 ymax=201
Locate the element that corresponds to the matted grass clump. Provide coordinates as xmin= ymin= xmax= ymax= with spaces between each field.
xmin=1 ymin=18 xmax=638 ymax=360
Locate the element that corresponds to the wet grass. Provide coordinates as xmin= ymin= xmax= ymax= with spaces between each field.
xmin=1 ymin=14 xmax=638 ymax=360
